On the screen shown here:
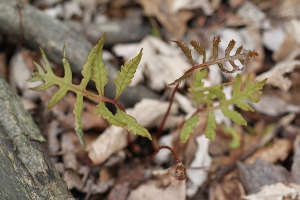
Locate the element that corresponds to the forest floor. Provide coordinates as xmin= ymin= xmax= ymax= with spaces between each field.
xmin=1 ymin=0 xmax=300 ymax=199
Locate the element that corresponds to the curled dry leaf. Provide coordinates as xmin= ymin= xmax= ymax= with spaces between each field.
xmin=256 ymin=60 xmax=300 ymax=92
xmin=168 ymin=162 xmax=186 ymax=181
xmin=127 ymin=179 xmax=186 ymax=200
xmin=243 ymin=182 xmax=300 ymax=200
xmin=136 ymin=0 xmax=193 ymax=38
xmin=245 ymin=139 xmax=292 ymax=164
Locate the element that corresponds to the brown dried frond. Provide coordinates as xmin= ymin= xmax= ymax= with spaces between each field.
xmin=171 ymin=40 xmax=195 ymax=66
xmin=169 ymin=37 xmax=259 ymax=85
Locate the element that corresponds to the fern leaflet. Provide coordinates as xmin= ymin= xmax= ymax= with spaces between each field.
xmin=114 ymin=49 xmax=143 ymax=100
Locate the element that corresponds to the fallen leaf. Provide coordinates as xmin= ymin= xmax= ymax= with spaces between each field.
xmin=186 ymin=135 xmax=212 ymax=197
xmin=62 ymin=132 xmax=79 ymax=171
xmin=256 ymin=59 xmax=300 ymax=92
xmin=238 ymin=159 xmax=295 ymax=194
xmin=9 ymin=49 xmax=42 ymax=100
xmin=136 ymin=0 xmax=193 ymax=38
xmin=250 ymin=94 xmax=300 ymax=117
xmin=291 ymin=135 xmax=300 ymax=184
xmin=243 ymin=182 xmax=300 ymax=200
xmin=245 ymin=139 xmax=292 ymax=164
xmin=127 ymin=179 xmax=186 ymax=200
xmin=171 ymin=0 xmax=213 ymax=15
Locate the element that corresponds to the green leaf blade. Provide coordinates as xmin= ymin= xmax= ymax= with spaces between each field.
xmin=114 ymin=49 xmax=143 ymax=99
xmin=48 ymin=85 xmax=69 ymax=108
xmin=73 ymin=93 xmax=85 ymax=148
xmin=91 ymin=35 xmax=108 ymax=96
xmin=80 ymin=33 xmax=107 ymax=90
xmin=116 ymin=109 xmax=151 ymax=140
xmin=95 ymin=102 xmax=125 ymax=127
xmin=180 ymin=114 xmax=199 ymax=143
xmin=204 ymin=111 xmax=217 ymax=140
xmin=221 ymin=107 xmax=247 ymax=126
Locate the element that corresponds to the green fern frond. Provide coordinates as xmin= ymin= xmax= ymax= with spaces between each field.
xmin=74 ymin=93 xmax=85 ymax=148
xmin=91 ymin=34 xmax=108 ymax=96
xmin=221 ymin=74 xmax=267 ymax=112
xmin=116 ymin=109 xmax=152 ymax=140
xmin=188 ymin=69 xmax=208 ymax=105
xmin=95 ymin=102 xmax=126 ymax=127
xmin=204 ymin=111 xmax=216 ymax=140
xmin=114 ymin=49 xmax=143 ymax=100
xmin=30 ymin=33 xmax=150 ymax=148
xmin=180 ymin=113 xmax=199 ymax=143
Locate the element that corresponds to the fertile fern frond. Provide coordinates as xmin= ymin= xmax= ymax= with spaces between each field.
xmin=169 ymin=36 xmax=258 ymax=85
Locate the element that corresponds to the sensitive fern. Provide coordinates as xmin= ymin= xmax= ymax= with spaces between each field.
xmin=30 ymin=33 xmax=265 ymax=150
xmin=174 ymin=37 xmax=266 ymax=142
xmin=30 ymin=33 xmax=151 ymax=148
xmin=169 ymin=36 xmax=259 ymax=85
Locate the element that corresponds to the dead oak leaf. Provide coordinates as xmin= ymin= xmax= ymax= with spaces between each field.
xmin=135 ymin=0 xmax=193 ymax=38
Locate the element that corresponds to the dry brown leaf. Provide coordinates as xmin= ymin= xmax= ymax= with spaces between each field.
xmin=62 ymin=132 xmax=79 ymax=171
xmin=243 ymin=182 xmax=300 ymax=200
xmin=209 ymin=179 xmax=246 ymax=200
xmin=47 ymin=120 xmax=60 ymax=162
xmin=291 ymin=135 xmax=300 ymax=184
xmin=256 ymin=59 xmax=300 ymax=92
xmin=126 ymin=98 xmax=180 ymax=128
xmin=9 ymin=49 xmax=42 ymax=100
xmin=135 ymin=0 xmax=193 ymax=38
xmin=245 ymin=139 xmax=292 ymax=164
xmin=278 ymin=0 xmax=300 ymax=18
xmin=63 ymin=169 xmax=84 ymax=190
xmin=127 ymin=179 xmax=186 ymax=200
xmin=171 ymin=0 xmax=213 ymax=15
xmin=273 ymin=20 xmax=300 ymax=62
xmin=21 ymin=98 xmax=37 ymax=110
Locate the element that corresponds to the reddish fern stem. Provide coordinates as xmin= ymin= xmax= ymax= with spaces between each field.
xmin=145 ymin=145 xmax=181 ymax=163
xmin=156 ymin=83 xmax=180 ymax=139
xmin=100 ymin=96 xmax=125 ymax=112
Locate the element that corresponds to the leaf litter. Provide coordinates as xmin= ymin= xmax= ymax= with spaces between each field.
xmin=3 ymin=0 xmax=300 ymax=199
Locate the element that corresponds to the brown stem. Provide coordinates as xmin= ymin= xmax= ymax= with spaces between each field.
xmin=155 ymin=83 xmax=179 ymax=140
xmin=100 ymin=96 xmax=125 ymax=112
xmin=148 ymin=145 xmax=181 ymax=163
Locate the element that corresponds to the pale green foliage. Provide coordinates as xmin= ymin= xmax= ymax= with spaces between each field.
xmin=222 ymin=126 xmax=241 ymax=149
xmin=30 ymin=33 xmax=151 ymax=148
xmin=114 ymin=49 xmax=143 ymax=100
xmin=94 ymin=102 xmax=125 ymax=127
xmin=180 ymin=68 xmax=266 ymax=142
xmin=180 ymin=113 xmax=199 ymax=143
xmin=116 ymin=109 xmax=152 ymax=140
xmin=204 ymin=111 xmax=217 ymax=140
